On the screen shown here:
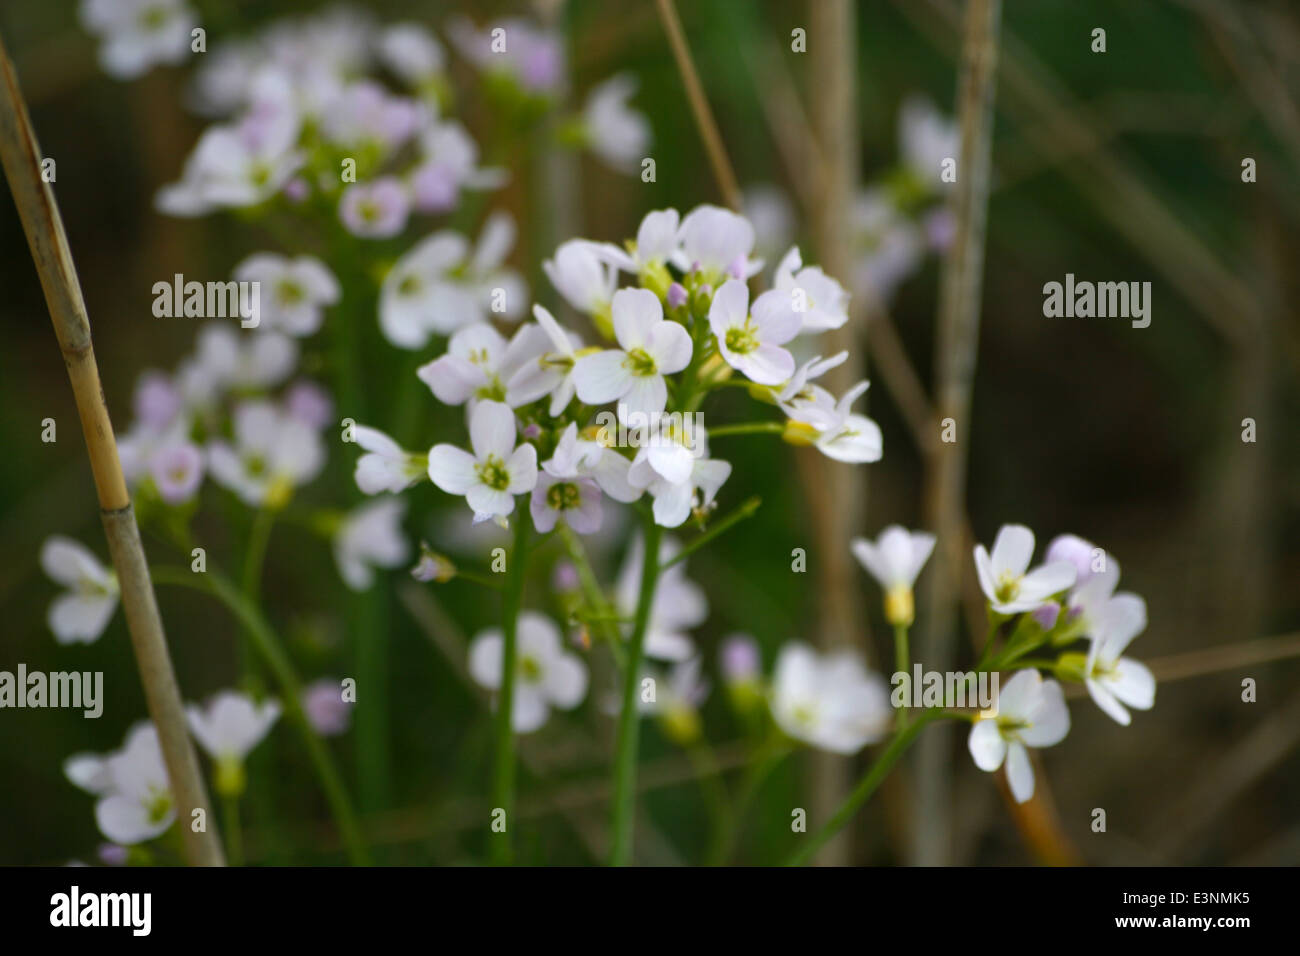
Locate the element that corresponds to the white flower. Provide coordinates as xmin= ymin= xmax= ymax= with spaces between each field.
xmin=427 ymin=400 xmax=537 ymax=522
xmin=571 ymin=288 xmax=692 ymax=420
xmin=207 ymin=401 xmax=325 ymax=506
xmin=505 ymin=305 xmax=585 ymax=415
xmin=192 ymin=324 xmax=298 ymax=392
xmin=627 ymin=431 xmax=731 ymax=529
xmin=93 ymin=723 xmax=174 ymax=845
xmin=334 ymin=498 xmax=410 ymax=591
xmin=899 ymin=95 xmax=959 ymax=192
xmin=375 ymin=22 xmax=445 ymax=86
xmin=338 ymin=177 xmax=411 ymax=238
xmin=619 ymin=658 xmax=710 ymax=744
xmin=674 ymin=204 xmax=762 ymax=280
xmin=782 ymin=379 xmax=883 ymax=463
xmin=1084 ymin=596 xmax=1155 ymax=726
xmin=973 ymin=525 xmax=1077 ymax=615
xmin=417 ymin=321 xmax=549 ymax=408
xmin=776 ymin=351 xmax=848 ymax=411
xmin=64 ymin=752 xmax=114 ymax=794
xmin=468 ymin=612 xmax=588 ymax=733
xmin=968 ymin=669 xmax=1070 ymax=803
xmin=186 ymin=691 xmax=281 ymax=764
xmin=530 ymin=424 xmax=614 ymax=535
xmin=851 ymin=525 xmax=935 ymax=626
xmin=409 ymin=121 xmax=506 ymax=213
xmin=80 ymin=0 xmax=197 ymax=80
xmin=594 ymin=209 xmax=680 ymax=275
xmin=232 ymin=253 xmax=339 ymax=336
xmin=447 ymin=17 xmax=564 ymax=95
xmin=770 ymin=642 xmax=892 ymax=754
xmin=379 ymin=214 xmax=526 ymax=348
xmin=708 ymin=278 xmax=801 ymax=385
xmin=773 ymin=246 xmax=852 ymax=333
xmin=616 ymin=535 xmax=707 ymax=661
xmin=353 ymin=426 xmax=427 ymax=495
xmin=581 ymin=74 xmax=651 ymax=172
xmin=550 ymin=423 xmax=641 ymax=504
xmin=543 ymin=239 xmax=619 ymax=318
xmin=156 ymin=107 xmax=303 ymax=216
xmin=41 ymin=537 xmax=119 ymax=645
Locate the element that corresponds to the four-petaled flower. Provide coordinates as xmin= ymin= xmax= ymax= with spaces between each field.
xmin=967 ymin=669 xmax=1070 ymax=803
xmin=427 ymin=400 xmax=538 ymax=522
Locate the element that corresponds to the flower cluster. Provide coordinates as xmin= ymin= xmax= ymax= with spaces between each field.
xmin=355 ymin=203 xmax=881 ymax=536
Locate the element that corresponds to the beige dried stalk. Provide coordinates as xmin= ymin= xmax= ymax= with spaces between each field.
xmin=0 ymin=33 xmax=224 ymax=866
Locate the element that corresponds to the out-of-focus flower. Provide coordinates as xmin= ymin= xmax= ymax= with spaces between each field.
xmin=233 ymin=254 xmax=339 ymax=336
xmin=851 ymin=526 xmax=936 ymax=628
xmin=580 ymin=75 xmax=651 ymax=173
xmin=773 ymin=247 xmax=852 ymax=334
xmin=543 ymin=239 xmax=620 ymax=322
xmin=673 ymin=204 xmax=762 ymax=280
xmin=284 ymin=380 xmax=334 ymax=429
xmin=207 ymin=400 xmax=325 ymax=507
xmin=973 ymin=525 xmax=1077 ymax=615
xmin=376 ymin=22 xmax=445 ymax=87
xmin=770 ymin=642 xmax=892 ymax=753
xmin=339 ymin=177 xmax=411 ymax=238
xmin=616 ymin=535 xmax=707 ymax=662
xmin=302 ymin=678 xmax=352 ymax=736
xmin=41 ymin=537 xmax=119 ymax=645
xmin=851 ymin=188 xmax=923 ymax=305
xmin=186 ymin=691 xmax=281 ymax=796
xmin=321 ymin=80 xmax=425 ymax=153
xmin=80 ymin=0 xmax=197 ymax=80
xmin=409 ymin=121 xmax=505 ymax=214
xmin=427 ymin=400 xmax=538 ymax=523
xmin=333 ymin=498 xmax=410 ymax=591
xmin=743 ymin=186 xmax=795 ymax=264
xmin=447 ymin=17 xmax=564 ymax=96
xmin=93 ymin=724 xmax=174 ymax=845
xmin=149 ymin=442 xmax=205 ymax=504
xmin=968 ymin=669 xmax=1069 ymax=803
xmin=417 ymin=322 xmax=549 ymax=409
xmin=468 ymin=612 xmax=588 ymax=733
xmin=899 ymin=95 xmax=959 ymax=193
xmin=192 ymin=324 xmax=299 ymax=392
xmin=634 ymin=657 xmax=709 ymax=744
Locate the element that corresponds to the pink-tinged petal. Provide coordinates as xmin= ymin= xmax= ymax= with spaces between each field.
xmin=469 ymin=400 xmax=516 ymax=461
xmin=572 ymin=350 xmax=634 ymax=404
xmin=1004 ymin=742 xmax=1035 ymax=803
xmin=990 ymin=524 xmax=1035 ymax=578
xmin=733 ymin=343 xmax=794 ymax=385
xmin=427 ymin=445 xmax=478 ymax=494
xmin=566 ymin=482 xmax=603 ymax=534
xmin=1018 ymin=561 xmax=1077 ymax=604
xmin=645 ymin=320 xmax=693 ymax=374
xmin=968 ymin=719 xmax=1007 ymax=771
xmin=529 ymin=484 xmax=560 ymax=533
xmin=750 ymin=288 xmax=802 ymax=344
xmin=611 ymin=287 xmax=664 ymax=349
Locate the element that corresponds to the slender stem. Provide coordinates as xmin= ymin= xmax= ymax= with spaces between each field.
xmin=661 ymin=496 xmax=761 ymax=569
xmin=708 ymin=743 xmax=791 ymax=866
xmin=490 ymin=516 xmax=530 ymax=865
xmin=222 ymin=795 xmax=243 ymax=867
xmin=786 ymin=710 xmax=941 ymax=866
xmin=653 ymin=0 xmax=743 ymax=211
xmin=706 ymin=422 xmax=785 ymax=439
xmin=609 ymin=514 xmax=664 ymax=865
xmin=0 ymin=35 xmax=223 ymax=867
xmin=685 ymin=740 xmax=730 ymax=864
xmin=152 ymin=565 xmax=370 ymax=865
xmin=893 ymin=624 xmax=911 ymax=729
xmin=452 ymin=569 xmax=504 ymax=591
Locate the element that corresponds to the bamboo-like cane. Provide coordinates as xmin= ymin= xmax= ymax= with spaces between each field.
xmin=0 ymin=33 xmax=224 ymax=866
xmin=913 ymin=0 xmax=1003 ymax=867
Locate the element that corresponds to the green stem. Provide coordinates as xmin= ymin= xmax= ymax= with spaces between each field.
xmin=152 ymin=565 xmax=371 ymax=865
xmin=609 ymin=513 xmax=664 ymax=865
xmin=708 ymin=742 xmax=790 ymax=866
xmin=786 ymin=709 xmax=941 ymax=866
xmin=557 ymin=523 xmax=626 ymax=668
xmin=490 ymin=515 xmax=530 ymax=866
xmin=660 ymin=495 xmax=761 ymax=569
xmin=686 ymin=740 xmax=730 ymax=864
xmin=893 ymin=624 xmax=911 ymax=729
xmin=222 ymin=795 xmax=243 ymax=867
xmin=706 ymin=421 xmax=785 ymax=439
